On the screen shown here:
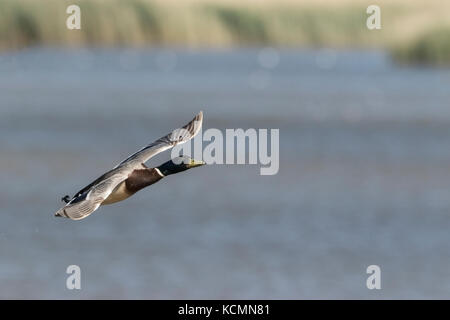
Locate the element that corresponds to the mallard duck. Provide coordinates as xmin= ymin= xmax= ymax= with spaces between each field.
xmin=55 ymin=111 xmax=204 ymax=220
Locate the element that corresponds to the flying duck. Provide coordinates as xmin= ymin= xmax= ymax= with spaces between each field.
xmin=55 ymin=111 xmax=204 ymax=220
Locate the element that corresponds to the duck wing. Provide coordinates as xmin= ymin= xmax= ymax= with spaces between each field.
xmin=115 ymin=111 xmax=203 ymax=168
xmin=55 ymin=172 xmax=128 ymax=220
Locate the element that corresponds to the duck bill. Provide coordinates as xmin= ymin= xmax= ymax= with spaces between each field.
xmin=188 ymin=159 xmax=206 ymax=168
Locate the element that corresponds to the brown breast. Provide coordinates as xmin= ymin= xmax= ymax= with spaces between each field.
xmin=102 ymin=168 xmax=164 ymax=206
xmin=125 ymin=168 xmax=164 ymax=194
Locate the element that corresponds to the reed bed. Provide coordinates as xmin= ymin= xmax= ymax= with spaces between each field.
xmin=1 ymin=0 xmax=449 ymax=65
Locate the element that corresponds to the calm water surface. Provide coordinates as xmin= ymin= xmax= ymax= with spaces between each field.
xmin=1 ymin=48 xmax=450 ymax=298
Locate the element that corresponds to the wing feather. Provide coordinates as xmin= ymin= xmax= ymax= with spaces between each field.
xmin=116 ymin=111 xmax=203 ymax=168
xmin=56 ymin=174 xmax=128 ymax=220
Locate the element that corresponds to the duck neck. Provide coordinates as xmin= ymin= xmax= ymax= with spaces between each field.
xmin=157 ymin=160 xmax=177 ymax=176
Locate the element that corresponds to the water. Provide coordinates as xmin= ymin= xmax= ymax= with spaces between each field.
xmin=1 ymin=48 xmax=450 ymax=299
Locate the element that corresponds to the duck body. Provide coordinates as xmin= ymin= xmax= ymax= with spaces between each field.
xmin=55 ymin=111 xmax=205 ymax=220
xmin=54 ymin=111 xmax=205 ymax=221
xmin=102 ymin=168 xmax=164 ymax=205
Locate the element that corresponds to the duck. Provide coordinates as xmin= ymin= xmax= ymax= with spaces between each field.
xmin=55 ymin=111 xmax=204 ymax=221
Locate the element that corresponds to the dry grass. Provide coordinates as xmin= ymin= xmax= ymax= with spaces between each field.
xmin=1 ymin=0 xmax=449 ymax=64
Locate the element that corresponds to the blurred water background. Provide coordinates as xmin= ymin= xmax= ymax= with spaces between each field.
xmin=1 ymin=48 xmax=450 ymax=299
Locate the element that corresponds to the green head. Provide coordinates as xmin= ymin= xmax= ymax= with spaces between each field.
xmin=157 ymin=156 xmax=205 ymax=176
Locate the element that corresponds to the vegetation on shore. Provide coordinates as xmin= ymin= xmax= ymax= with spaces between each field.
xmin=1 ymin=0 xmax=449 ymax=65
xmin=391 ymin=28 xmax=450 ymax=66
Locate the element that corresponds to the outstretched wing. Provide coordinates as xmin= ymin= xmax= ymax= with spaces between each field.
xmin=55 ymin=173 xmax=127 ymax=220
xmin=116 ymin=111 xmax=203 ymax=168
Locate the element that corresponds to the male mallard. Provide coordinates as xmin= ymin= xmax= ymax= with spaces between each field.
xmin=55 ymin=111 xmax=204 ymax=220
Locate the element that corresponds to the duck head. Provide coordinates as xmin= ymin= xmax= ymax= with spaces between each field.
xmin=157 ymin=156 xmax=205 ymax=176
